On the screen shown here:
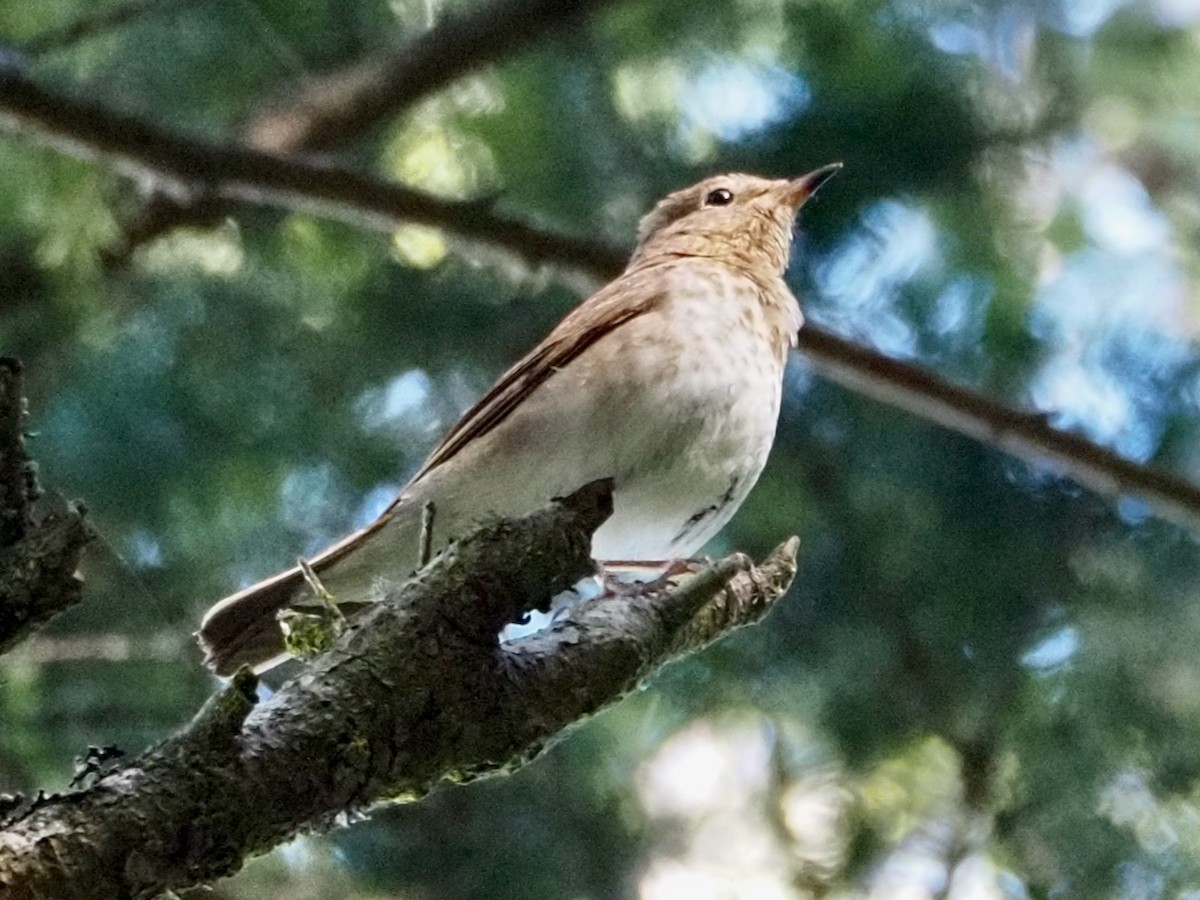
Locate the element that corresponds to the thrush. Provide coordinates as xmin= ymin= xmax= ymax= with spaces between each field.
xmin=198 ymin=164 xmax=841 ymax=674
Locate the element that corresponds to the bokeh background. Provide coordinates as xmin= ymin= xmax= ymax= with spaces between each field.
xmin=3 ymin=0 xmax=1200 ymax=896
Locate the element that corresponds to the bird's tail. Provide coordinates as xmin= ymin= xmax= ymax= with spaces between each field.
xmin=197 ymin=565 xmax=308 ymax=676
xmin=197 ymin=509 xmax=401 ymax=675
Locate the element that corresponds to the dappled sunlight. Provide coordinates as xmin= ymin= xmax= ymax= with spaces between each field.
xmin=858 ymin=737 xmax=961 ymax=843
xmin=780 ymin=770 xmax=852 ymax=876
xmin=640 ymin=858 xmax=797 ymax=900
xmin=805 ymin=115 xmax=1200 ymax=477
xmin=1020 ymin=625 xmax=1079 ymax=672
xmin=277 ymin=216 xmax=374 ymax=331
xmin=279 ymin=462 xmax=358 ymax=556
xmin=1025 ymin=137 xmax=1192 ymax=460
xmin=638 ymin=719 xmax=775 ymax=818
xmin=125 ymin=529 xmax=164 ymax=569
xmin=613 ymin=58 xmax=811 ymax=163
xmin=353 ymin=365 xmax=489 ymax=467
xmin=383 ymin=104 xmax=498 ymax=200
xmin=636 ymin=717 xmax=844 ymax=900
xmin=1055 ymin=0 xmax=1134 ymax=36
xmin=810 ymin=200 xmax=940 ymax=359
xmin=926 ymin=6 xmax=1038 ymax=82
xmin=635 ymin=722 xmax=1035 ymax=898
xmin=680 ymin=62 xmax=811 ymax=143
xmin=353 ymin=483 xmax=403 ymax=529
xmin=1092 ymin=765 xmax=1200 ymax=890
xmin=946 ymin=855 xmax=1013 ymax=900
xmin=137 ymin=221 xmax=246 ymax=277
xmin=1154 ymin=0 xmax=1200 ymax=24
xmin=391 ymin=223 xmax=449 ymax=268
xmin=356 ymin=369 xmax=436 ymax=434
xmin=214 ymin=833 xmax=393 ymax=900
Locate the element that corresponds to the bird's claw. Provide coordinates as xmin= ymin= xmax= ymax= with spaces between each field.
xmin=598 ymin=557 xmax=710 ymax=596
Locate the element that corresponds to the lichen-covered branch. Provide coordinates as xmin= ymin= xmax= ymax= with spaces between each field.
xmin=666 ymin=537 xmax=800 ymax=659
xmin=0 ymin=482 xmax=799 ymax=899
xmin=0 ymin=358 xmax=92 ymax=657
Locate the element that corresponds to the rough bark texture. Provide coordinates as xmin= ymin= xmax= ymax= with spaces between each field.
xmin=0 ymin=358 xmax=92 ymax=657
xmin=0 ymin=481 xmax=799 ymax=900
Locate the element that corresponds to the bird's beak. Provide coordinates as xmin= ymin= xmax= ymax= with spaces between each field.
xmin=780 ymin=162 xmax=843 ymax=209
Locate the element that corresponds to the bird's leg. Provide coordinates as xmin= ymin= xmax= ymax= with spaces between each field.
xmin=297 ymin=556 xmax=345 ymax=621
xmin=278 ymin=556 xmax=348 ymax=661
xmin=597 ymin=557 xmax=710 ymax=596
xmin=417 ymin=501 xmax=436 ymax=568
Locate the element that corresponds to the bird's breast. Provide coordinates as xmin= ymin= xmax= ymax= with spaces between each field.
xmin=586 ymin=264 xmax=795 ymax=560
xmin=367 ymin=263 xmax=798 ymax=578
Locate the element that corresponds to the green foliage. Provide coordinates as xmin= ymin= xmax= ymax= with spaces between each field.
xmin=3 ymin=0 xmax=1200 ymax=896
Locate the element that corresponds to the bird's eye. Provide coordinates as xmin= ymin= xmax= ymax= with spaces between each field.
xmin=704 ymin=188 xmax=734 ymax=207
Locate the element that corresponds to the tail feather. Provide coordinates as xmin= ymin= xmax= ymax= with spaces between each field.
xmin=197 ymin=566 xmax=306 ymax=675
xmin=198 ymin=506 xmax=405 ymax=675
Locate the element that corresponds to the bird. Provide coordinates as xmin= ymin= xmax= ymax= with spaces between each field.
xmin=198 ymin=164 xmax=841 ymax=675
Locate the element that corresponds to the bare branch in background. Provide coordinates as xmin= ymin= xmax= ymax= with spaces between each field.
xmin=244 ymin=0 xmax=621 ymax=153
xmin=0 ymin=631 xmax=187 ymax=665
xmin=1 ymin=69 xmax=1198 ymax=532
xmin=0 ymin=66 xmax=626 ymax=275
xmin=792 ymin=328 xmax=1200 ymax=530
xmin=109 ymin=0 xmax=624 ymax=263
xmin=0 ymin=483 xmax=798 ymax=898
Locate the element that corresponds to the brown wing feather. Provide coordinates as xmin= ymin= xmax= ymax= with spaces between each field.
xmin=396 ymin=265 xmax=665 ymax=492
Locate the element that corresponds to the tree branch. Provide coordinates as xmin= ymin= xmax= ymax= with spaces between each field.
xmin=0 ymin=482 xmax=799 ymax=899
xmin=0 ymin=359 xmax=31 ymax=551
xmin=245 ymin=0 xmax=620 ymax=154
xmin=108 ymin=0 xmax=623 ymax=262
xmin=1 ymin=69 xmax=1198 ymax=531
xmin=0 ymin=66 xmax=626 ymax=275
xmin=0 ymin=358 xmax=92 ymax=657
xmin=793 ymin=327 xmax=1200 ymax=531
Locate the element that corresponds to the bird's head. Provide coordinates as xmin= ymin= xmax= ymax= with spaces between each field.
xmin=632 ymin=164 xmax=841 ymax=274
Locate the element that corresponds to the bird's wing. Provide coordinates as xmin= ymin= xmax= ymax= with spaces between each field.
xmin=396 ymin=265 xmax=666 ymax=492
xmin=199 ymin=265 xmax=667 ymax=674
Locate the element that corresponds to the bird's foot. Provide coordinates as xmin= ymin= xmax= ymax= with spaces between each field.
xmin=598 ymin=557 xmax=710 ymax=596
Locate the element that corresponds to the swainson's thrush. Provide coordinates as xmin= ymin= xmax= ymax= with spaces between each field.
xmin=199 ymin=164 xmax=841 ymax=674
